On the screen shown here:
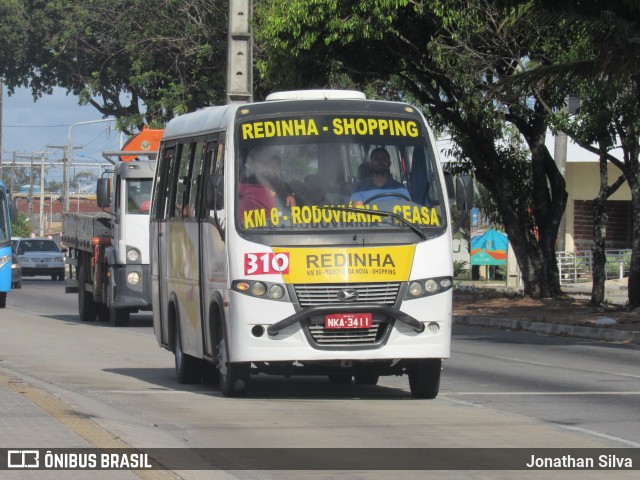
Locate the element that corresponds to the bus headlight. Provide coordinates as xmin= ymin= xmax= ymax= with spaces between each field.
xmin=404 ymin=276 xmax=453 ymax=299
xmin=424 ymin=279 xmax=439 ymax=293
xmin=232 ymin=280 xmax=289 ymax=302
xmin=251 ymin=282 xmax=267 ymax=297
xmin=269 ymin=284 xmax=285 ymax=299
xmin=408 ymin=281 xmax=424 ymax=297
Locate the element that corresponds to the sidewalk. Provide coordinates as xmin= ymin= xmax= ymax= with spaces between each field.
xmin=454 ymin=278 xmax=640 ymax=345
xmin=0 ymin=373 xmax=140 ymax=479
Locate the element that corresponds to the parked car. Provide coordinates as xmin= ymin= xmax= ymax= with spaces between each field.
xmin=11 ymin=252 xmax=22 ymax=288
xmin=13 ymin=237 xmax=65 ymax=281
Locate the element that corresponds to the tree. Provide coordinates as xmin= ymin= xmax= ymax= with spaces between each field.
xmin=255 ymin=0 xmax=570 ymax=298
xmin=502 ymin=0 xmax=640 ymax=307
xmin=11 ymin=211 xmax=31 ymax=238
xmin=0 ymin=0 xmax=229 ymax=131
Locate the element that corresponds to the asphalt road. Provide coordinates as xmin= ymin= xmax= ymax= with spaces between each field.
xmin=1 ymin=279 xmax=639 ymax=479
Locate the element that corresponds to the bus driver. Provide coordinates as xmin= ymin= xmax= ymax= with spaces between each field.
xmin=350 ymin=147 xmax=410 ymax=207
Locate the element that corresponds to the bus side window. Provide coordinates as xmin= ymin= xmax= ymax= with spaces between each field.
xmin=173 ymin=143 xmax=193 ymax=218
xmin=151 ymin=146 xmax=173 ymax=220
xmin=203 ymin=140 xmax=225 ymax=228
xmin=187 ymin=142 xmax=206 ymax=218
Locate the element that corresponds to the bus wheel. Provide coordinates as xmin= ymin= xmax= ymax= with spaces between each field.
xmin=109 ymin=306 xmax=130 ymax=327
xmin=408 ymin=359 xmax=441 ymax=399
xmin=354 ymin=373 xmax=379 ymax=385
xmin=0 ymin=292 xmax=6 ymax=308
xmin=217 ymin=336 xmax=250 ymax=397
xmin=78 ymin=263 xmax=97 ymax=321
xmin=328 ymin=374 xmax=352 ymax=385
xmin=174 ymin=319 xmax=203 ymax=384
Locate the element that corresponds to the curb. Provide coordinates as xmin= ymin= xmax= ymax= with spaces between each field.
xmin=453 ymin=315 xmax=640 ymax=345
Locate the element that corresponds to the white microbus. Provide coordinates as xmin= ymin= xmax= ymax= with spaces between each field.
xmin=150 ymin=90 xmax=471 ymax=398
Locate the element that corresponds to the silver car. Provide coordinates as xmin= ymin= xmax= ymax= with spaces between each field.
xmin=13 ymin=238 xmax=65 ymax=281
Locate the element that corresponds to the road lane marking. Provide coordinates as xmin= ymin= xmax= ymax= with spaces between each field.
xmin=444 ymin=391 xmax=640 ymax=395
xmin=563 ymin=426 xmax=640 ymax=448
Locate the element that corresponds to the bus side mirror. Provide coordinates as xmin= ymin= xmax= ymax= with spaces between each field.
xmin=444 ymin=172 xmax=455 ymax=203
xmin=444 ymin=172 xmax=473 ymax=211
xmin=455 ymin=175 xmax=473 ymax=212
xmin=205 ymin=174 xmax=224 ymax=210
xmin=96 ymin=178 xmax=111 ymax=208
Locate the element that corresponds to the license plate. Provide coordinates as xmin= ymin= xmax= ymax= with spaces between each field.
xmin=325 ymin=313 xmax=372 ymax=329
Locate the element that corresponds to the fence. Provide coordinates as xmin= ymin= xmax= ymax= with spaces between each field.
xmin=556 ymin=249 xmax=631 ymax=284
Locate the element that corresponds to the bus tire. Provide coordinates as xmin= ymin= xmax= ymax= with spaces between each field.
xmin=0 ymin=292 xmax=6 ymax=308
xmin=174 ymin=317 xmax=203 ymax=384
xmin=354 ymin=373 xmax=379 ymax=385
xmin=408 ymin=359 xmax=441 ymax=399
xmin=217 ymin=336 xmax=250 ymax=397
xmin=328 ymin=374 xmax=352 ymax=385
xmin=109 ymin=306 xmax=130 ymax=327
xmin=78 ymin=263 xmax=97 ymax=322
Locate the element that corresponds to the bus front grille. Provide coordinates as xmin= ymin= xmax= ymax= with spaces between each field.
xmin=294 ymin=283 xmax=400 ymax=307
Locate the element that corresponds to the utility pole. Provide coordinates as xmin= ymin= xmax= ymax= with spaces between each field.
xmin=63 ymin=118 xmax=115 ymax=212
xmin=226 ymin=0 xmax=253 ymax=104
xmin=47 ymin=144 xmax=77 ymax=212
xmin=15 ymin=151 xmax=50 ymax=235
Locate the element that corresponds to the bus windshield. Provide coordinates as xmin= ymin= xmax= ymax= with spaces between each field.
xmin=235 ymin=113 xmax=446 ymax=235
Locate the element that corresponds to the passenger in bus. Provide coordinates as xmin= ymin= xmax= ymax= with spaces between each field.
xmin=238 ymin=150 xmax=296 ymax=223
xmin=350 ymin=147 xmax=410 ymax=206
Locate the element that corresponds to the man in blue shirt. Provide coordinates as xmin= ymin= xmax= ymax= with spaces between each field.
xmin=350 ymin=147 xmax=410 ymax=206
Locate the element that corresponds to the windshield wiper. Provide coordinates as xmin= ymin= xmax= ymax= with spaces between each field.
xmin=318 ymin=205 xmax=427 ymax=240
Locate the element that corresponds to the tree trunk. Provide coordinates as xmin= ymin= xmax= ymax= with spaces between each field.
xmin=591 ymin=206 xmax=607 ymax=305
xmin=629 ymin=179 xmax=640 ymax=309
xmin=590 ymin=156 xmax=608 ymax=305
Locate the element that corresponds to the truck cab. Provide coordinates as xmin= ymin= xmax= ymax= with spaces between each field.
xmin=97 ymin=161 xmax=156 ymax=324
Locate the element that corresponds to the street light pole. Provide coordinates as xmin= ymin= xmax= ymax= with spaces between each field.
xmin=65 ymin=118 xmax=115 ymax=211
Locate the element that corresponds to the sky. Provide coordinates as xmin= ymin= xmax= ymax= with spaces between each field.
xmin=1 ymin=85 xmax=122 ymax=165
xmin=2 ymin=83 xmax=605 ymax=172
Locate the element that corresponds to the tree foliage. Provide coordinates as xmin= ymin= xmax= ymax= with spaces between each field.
xmin=500 ymin=0 xmax=640 ymax=307
xmin=0 ymin=0 xmax=229 ymax=132
xmin=255 ymin=0 xmax=570 ymax=298
xmin=11 ymin=211 xmax=31 ymax=238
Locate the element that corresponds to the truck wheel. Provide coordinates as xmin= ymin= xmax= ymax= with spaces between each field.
xmin=109 ymin=306 xmax=130 ymax=327
xmin=0 ymin=292 xmax=6 ymax=308
xmin=78 ymin=264 xmax=97 ymax=322
xmin=174 ymin=316 xmax=203 ymax=384
xmin=408 ymin=359 xmax=441 ymax=399
xmin=97 ymin=305 xmax=109 ymax=322
xmin=217 ymin=332 xmax=250 ymax=397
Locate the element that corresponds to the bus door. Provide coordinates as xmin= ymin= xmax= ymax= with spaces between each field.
xmin=152 ymin=145 xmax=176 ymax=346
xmin=165 ymin=141 xmax=204 ymax=358
xmin=199 ymin=138 xmax=226 ymax=359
